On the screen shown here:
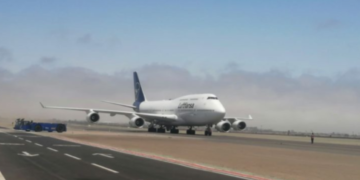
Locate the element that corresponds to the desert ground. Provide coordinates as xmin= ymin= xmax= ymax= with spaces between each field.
xmin=1 ymin=119 xmax=360 ymax=180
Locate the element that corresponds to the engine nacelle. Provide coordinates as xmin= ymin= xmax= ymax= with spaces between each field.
xmin=86 ymin=112 xmax=100 ymax=123
xmin=129 ymin=116 xmax=145 ymax=128
xmin=215 ymin=120 xmax=231 ymax=132
xmin=232 ymin=120 xmax=246 ymax=130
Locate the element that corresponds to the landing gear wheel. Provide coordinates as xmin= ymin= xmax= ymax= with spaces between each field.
xmin=170 ymin=129 xmax=179 ymax=134
xmin=157 ymin=128 xmax=166 ymax=133
xmin=186 ymin=129 xmax=195 ymax=135
xmin=205 ymin=125 xmax=212 ymax=136
xmin=148 ymin=127 xmax=156 ymax=132
xmin=205 ymin=130 xmax=212 ymax=136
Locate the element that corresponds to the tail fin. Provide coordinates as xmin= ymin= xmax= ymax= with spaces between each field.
xmin=133 ymin=72 xmax=146 ymax=107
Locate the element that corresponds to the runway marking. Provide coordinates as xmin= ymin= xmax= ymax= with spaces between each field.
xmin=0 ymin=143 xmax=24 ymax=146
xmin=47 ymin=147 xmax=58 ymax=152
xmin=16 ymin=136 xmax=40 ymax=138
xmin=93 ymin=153 xmax=114 ymax=158
xmin=35 ymin=143 xmax=43 ymax=147
xmin=53 ymin=144 xmax=80 ymax=147
xmin=57 ymin=137 xmax=271 ymax=180
xmin=25 ymin=140 xmax=32 ymax=143
xmin=18 ymin=151 xmax=39 ymax=157
xmin=91 ymin=163 xmax=118 ymax=174
xmin=13 ymin=135 xmax=17 ymax=138
xmin=0 ymin=171 xmax=5 ymax=180
xmin=64 ymin=153 xmax=81 ymax=160
xmin=18 ymin=138 xmax=23 ymax=140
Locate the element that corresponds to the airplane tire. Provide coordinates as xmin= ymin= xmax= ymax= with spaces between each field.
xmin=170 ymin=129 xmax=179 ymax=134
xmin=157 ymin=128 xmax=165 ymax=133
xmin=187 ymin=130 xmax=195 ymax=135
xmin=205 ymin=130 xmax=212 ymax=136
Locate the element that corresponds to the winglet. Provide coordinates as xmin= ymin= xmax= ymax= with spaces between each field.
xmin=40 ymin=102 xmax=45 ymax=108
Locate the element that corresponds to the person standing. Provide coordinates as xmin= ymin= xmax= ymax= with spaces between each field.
xmin=311 ymin=133 xmax=314 ymax=144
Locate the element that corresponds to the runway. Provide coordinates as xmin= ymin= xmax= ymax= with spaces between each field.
xmin=80 ymin=125 xmax=360 ymax=156
xmin=0 ymin=127 xmax=247 ymax=180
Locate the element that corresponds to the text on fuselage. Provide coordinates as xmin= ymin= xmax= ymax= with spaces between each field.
xmin=178 ymin=102 xmax=195 ymax=109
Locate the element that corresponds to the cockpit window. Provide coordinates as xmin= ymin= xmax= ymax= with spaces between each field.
xmin=207 ymin=97 xmax=218 ymax=100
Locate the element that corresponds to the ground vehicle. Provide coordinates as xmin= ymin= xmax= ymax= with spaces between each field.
xmin=13 ymin=119 xmax=67 ymax=133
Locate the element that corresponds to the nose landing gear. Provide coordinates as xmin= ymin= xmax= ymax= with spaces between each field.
xmin=205 ymin=125 xmax=212 ymax=136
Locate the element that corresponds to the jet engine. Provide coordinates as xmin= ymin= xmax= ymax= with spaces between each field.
xmin=215 ymin=120 xmax=231 ymax=132
xmin=232 ymin=120 xmax=246 ymax=130
xmin=86 ymin=112 xmax=100 ymax=123
xmin=129 ymin=116 xmax=145 ymax=128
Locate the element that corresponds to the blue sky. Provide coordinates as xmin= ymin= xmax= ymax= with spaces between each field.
xmin=1 ymin=0 xmax=360 ymax=77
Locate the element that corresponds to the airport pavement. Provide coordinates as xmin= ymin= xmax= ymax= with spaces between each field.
xmin=78 ymin=126 xmax=360 ymax=156
xmin=0 ymin=128 xmax=246 ymax=180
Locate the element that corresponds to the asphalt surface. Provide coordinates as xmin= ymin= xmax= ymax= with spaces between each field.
xmin=0 ymin=128 xmax=244 ymax=180
xmin=79 ymin=125 xmax=360 ymax=156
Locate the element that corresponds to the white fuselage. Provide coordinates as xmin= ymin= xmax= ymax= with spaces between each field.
xmin=138 ymin=94 xmax=226 ymax=126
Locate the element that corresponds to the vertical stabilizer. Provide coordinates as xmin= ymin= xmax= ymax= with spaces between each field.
xmin=133 ymin=72 xmax=146 ymax=108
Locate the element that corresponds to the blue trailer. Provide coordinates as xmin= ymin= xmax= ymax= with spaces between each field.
xmin=14 ymin=119 xmax=67 ymax=133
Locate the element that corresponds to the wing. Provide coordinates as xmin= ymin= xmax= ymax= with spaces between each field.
xmin=40 ymin=102 xmax=178 ymax=121
xmin=223 ymin=115 xmax=253 ymax=123
xmin=136 ymin=113 xmax=178 ymax=121
xmin=101 ymin=100 xmax=136 ymax=109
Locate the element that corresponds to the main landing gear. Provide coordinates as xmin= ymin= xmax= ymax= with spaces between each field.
xmin=148 ymin=124 xmax=157 ymax=132
xmin=186 ymin=127 xmax=196 ymax=135
xmin=157 ymin=126 xmax=166 ymax=133
xmin=147 ymin=124 xmax=166 ymax=133
xmin=170 ymin=126 xmax=179 ymax=134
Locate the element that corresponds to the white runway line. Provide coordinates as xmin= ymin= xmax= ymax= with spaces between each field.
xmin=25 ymin=140 xmax=32 ymax=143
xmin=64 ymin=153 xmax=81 ymax=160
xmin=47 ymin=147 xmax=58 ymax=152
xmin=14 ymin=135 xmax=17 ymax=138
xmin=35 ymin=143 xmax=43 ymax=147
xmin=0 ymin=171 xmax=6 ymax=180
xmin=53 ymin=144 xmax=80 ymax=147
xmin=18 ymin=138 xmax=23 ymax=140
xmin=91 ymin=163 xmax=119 ymax=174
xmin=0 ymin=143 xmax=24 ymax=146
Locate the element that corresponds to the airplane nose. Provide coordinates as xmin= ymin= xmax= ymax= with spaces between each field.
xmin=215 ymin=104 xmax=226 ymax=118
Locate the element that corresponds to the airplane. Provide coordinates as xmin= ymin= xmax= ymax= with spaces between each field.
xmin=40 ymin=72 xmax=252 ymax=136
